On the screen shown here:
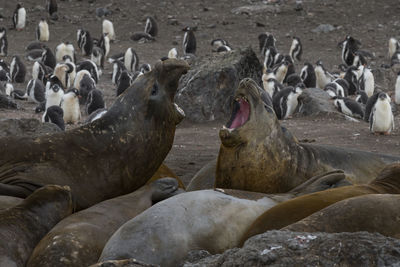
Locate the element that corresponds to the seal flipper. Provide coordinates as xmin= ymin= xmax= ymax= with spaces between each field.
xmin=0 ymin=177 xmax=43 ymax=198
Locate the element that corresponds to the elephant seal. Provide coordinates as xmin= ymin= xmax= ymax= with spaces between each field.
xmin=283 ymin=194 xmax=400 ymax=239
xmin=27 ymin=178 xmax=182 ymax=267
xmin=90 ymin=259 xmax=157 ymax=267
xmin=240 ymin=163 xmax=400 ymax=245
xmin=216 ymin=78 xmax=399 ymax=193
xmin=98 ymin=171 xmax=349 ymax=267
xmin=0 ymin=185 xmax=73 ymax=267
xmin=0 ymin=195 xmax=22 ymax=209
xmin=146 ymin=163 xmax=185 ymax=189
xmin=0 ymin=59 xmax=189 ymax=210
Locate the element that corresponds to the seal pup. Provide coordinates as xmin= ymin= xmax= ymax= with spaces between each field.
xmin=388 ymin=37 xmax=400 ymax=59
xmin=314 ymin=60 xmax=333 ymax=89
xmin=13 ymin=3 xmax=26 ymax=31
xmin=369 ymin=92 xmax=394 ymax=135
xmin=273 ymin=83 xmax=305 ymax=119
xmin=86 ymin=89 xmax=105 ymax=115
xmin=300 ymin=62 xmax=316 ymax=88
xmin=183 ymin=27 xmax=196 ymax=55
xmin=42 ymin=105 xmax=65 ymax=131
xmin=124 ymin=47 xmax=139 ymax=72
xmin=102 ymin=19 xmax=115 ymax=41
xmin=61 ymin=88 xmax=81 ymax=124
xmin=144 ymin=16 xmax=158 ymax=37
xmin=289 ymin=36 xmax=302 ymax=62
xmin=333 ymin=96 xmax=364 ymax=119
xmin=77 ymin=29 xmax=93 ymax=56
xmin=36 ymin=18 xmax=49 ymax=42
xmin=27 ymin=178 xmax=181 ymax=267
xmin=41 ymin=46 xmax=56 ymax=69
xmin=0 ymin=27 xmax=8 ymax=56
xmin=46 ymin=0 xmax=57 ymax=16
xmin=26 ymin=79 xmax=46 ymax=104
xmin=0 ymin=185 xmax=73 ymax=267
xmin=10 ymin=55 xmax=26 ymax=83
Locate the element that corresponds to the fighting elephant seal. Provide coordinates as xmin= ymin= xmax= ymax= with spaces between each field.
xmin=240 ymin=163 xmax=400 ymax=244
xmin=0 ymin=59 xmax=189 ymax=209
xmin=27 ymin=178 xmax=182 ymax=267
xmin=283 ymin=194 xmax=400 ymax=239
xmin=216 ymin=78 xmax=399 ymax=193
xmin=0 ymin=185 xmax=73 ymax=267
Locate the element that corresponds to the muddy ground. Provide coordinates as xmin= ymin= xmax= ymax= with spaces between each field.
xmin=1 ymin=0 xmax=400 ymax=185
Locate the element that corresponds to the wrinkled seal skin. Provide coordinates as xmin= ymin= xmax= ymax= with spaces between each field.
xmin=283 ymin=194 xmax=400 ymax=239
xmin=0 ymin=195 xmax=23 ymax=209
xmin=0 ymin=185 xmax=73 ymax=267
xmin=216 ymin=78 xmax=399 ymax=194
xmin=27 ymin=178 xmax=182 ymax=267
xmin=0 ymin=59 xmax=189 ymax=210
xmin=240 ymin=163 xmax=400 ymax=245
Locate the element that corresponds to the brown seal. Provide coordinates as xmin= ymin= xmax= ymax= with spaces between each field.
xmin=0 ymin=195 xmax=22 ymax=210
xmin=0 ymin=185 xmax=73 ymax=267
xmin=239 ymin=163 xmax=400 ymax=245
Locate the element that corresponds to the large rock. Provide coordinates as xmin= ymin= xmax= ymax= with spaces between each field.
xmin=0 ymin=118 xmax=62 ymax=137
xmin=176 ymin=47 xmax=262 ymax=122
xmin=185 ymin=230 xmax=400 ymax=266
xmin=296 ymin=87 xmax=338 ymax=117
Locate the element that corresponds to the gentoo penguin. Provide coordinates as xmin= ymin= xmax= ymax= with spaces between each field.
xmin=300 ymin=62 xmax=316 ymax=88
xmin=333 ymin=96 xmax=364 ymax=119
xmin=55 ymin=42 xmax=75 ymax=63
xmin=352 ymin=51 xmax=367 ymax=68
xmin=289 ymin=36 xmax=302 ymax=62
xmin=26 ymin=49 xmax=45 ymax=62
xmin=324 ymin=80 xmax=348 ymax=98
xmin=395 ymin=71 xmax=400 ymax=105
xmin=10 ymin=55 xmax=26 ymax=83
xmin=53 ymin=63 xmax=74 ymax=89
xmin=168 ymin=48 xmax=178 ymax=59
xmin=26 ymin=79 xmax=46 ymax=103
xmin=36 ymin=19 xmax=49 ymax=42
xmin=139 ymin=63 xmax=151 ymax=74
xmin=357 ymin=65 xmax=374 ymax=97
xmin=343 ymin=66 xmax=359 ymax=95
xmin=77 ymin=29 xmax=93 ymax=56
xmin=216 ymin=45 xmax=232 ymax=52
xmin=45 ymin=79 xmax=64 ymax=110
xmin=211 ymin=38 xmax=232 ymax=52
xmin=42 ymin=105 xmax=65 ymax=131
xmin=0 ymin=69 xmax=10 ymax=83
xmin=86 ymin=89 xmax=105 ymax=115
xmin=73 ymin=69 xmax=94 ymax=91
xmin=117 ymin=70 xmax=134 ymax=96
xmin=13 ymin=3 xmax=26 ymax=31
xmin=144 ymin=16 xmax=158 ymax=37
xmin=32 ymin=61 xmax=52 ymax=84
xmin=364 ymin=92 xmax=380 ymax=122
xmin=76 ymin=60 xmax=100 ymax=84
xmin=41 ymin=46 xmax=56 ymax=69
xmin=272 ymin=60 xmax=289 ymax=84
xmin=102 ymin=19 xmax=115 ymax=41
xmin=0 ymin=27 xmax=8 ymax=56
xmin=124 ymin=47 xmax=139 ymax=72
xmin=339 ymin=35 xmax=361 ymax=66
xmin=314 ymin=60 xmax=333 ymax=89
xmin=285 ymin=73 xmax=303 ymax=87
xmin=273 ymin=83 xmax=305 ymax=120
xmin=25 ymin=41 xmax=46 ymax=51
xmin=91 ymin=46 xmax=104 ymax=69
xmin=369 ymin=92 xmax=394 ymax=135
xmin=108 ymin=52 xmax=125 ymax=64
xmin=1 ymin=82 xmax=14 ymax=96
xmin=130 ymin=32 xmax=155 ymax=43
xmin=98 ymin=33 xmax=110 ymax=57
xmin=356 ymin=90 xmax=368 ymax=105
xmin=183 ymin=27 xmax=196 ymax=55
xmin=262 ymin=77 xmax=282 ymax=98
xmin=263 ymin=46 xmax=278 ymax=69
xmin=46 ymin=0 xmax=57 ymax=16
xmin=61 ymin=88 xmax=81 ymax=124
xmin=112 ymin=60 xmax=126 ymax=85
xmin=0 ymin=59 xmax=9 ymax=72
xmin=388 ymin=37 xmax=400 ymax=59
xmin=258 ymin=32 xmax=276 ymax=57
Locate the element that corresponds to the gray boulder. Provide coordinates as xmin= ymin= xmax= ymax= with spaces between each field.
xmin=176 ymin=47 xmax=262 ymax=122
xmin=185 ymin=230 xmax=400 ymax=266
xmin=296 ymin=87 xmax=338 ymax=117
xmin=0 ymin=118 xmax=62 ymax=138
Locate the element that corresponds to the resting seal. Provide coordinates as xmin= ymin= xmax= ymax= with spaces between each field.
xmin=283 ymin=194 xmax=400 ymax=239
xmin=0 ymin=195 xmax=22 ymax=209
xmin=27 ymin=178 xmax=182 ymax=267
xmin=0 ymin=185 xmax=73 ymax=267
xmin=0 ymin=59 xmax=189 ymax=209
xmin=240 ymin=163 xmax=400 ymax=245
xmin=216 ymin=78 xmax=399 ymax=193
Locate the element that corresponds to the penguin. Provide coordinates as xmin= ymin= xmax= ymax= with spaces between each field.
xmin=124 ymin=47 xmax=139 ymax=72
xmin=46 ymin=0 xmax=58 ymax=17
xmin=342 ymin=66 xmax=359 ymax=95
xmin=262 ymin=68 xmax=276 ymax=80
xmin=25 ymin=41 xmax=46 ymax=51
xmin=395 ymin=71 xmax=400 ymax=105
xmin=108 ymin=52 xmax=125 ymax=64
xmin=55 ymin=42 xmax=75 ymax=63
xmin=352 ymin=51 xmax=367 ymax=68
xmin=13 ymin=3 xmax=26 ymax=31
xmin=26 ymin=79 xmax=46 ymax=103
xmin=98 ymin=33 xmax=110 ymax=57
xmin=42 ymin=105 xmax=65 ymax=131
xmin=339 ymin=35 xmax=361 ymax=66
xmin=285 ymin=73 xmax=303 ymax=87
xmin=10 ymin=55 xmax=26 ymax=83
xmin=32 ymin=61 xmax=52 ymax=84
xmin=333 ymin=78 xmax=350 ymax=95
xmin=289 ymin=36 xmax=302 ymax=62
xmin=314 ymin=60 xmax=333 ymax=89
xmin=102 ymin=19 xmax=116 ymax=41
xmin=26 ymin=49 xmax=45 ymax=62
xmin=216 ymin=45 xmax=232 ymax=52
xmin=0 ymin=27 xmax=8 ymax=56
xmin=41 ymin=46 xmax=56 ymax=69
xmin=272 ymin=83 xmax=305 ymax=120
xmin=117 ymin=70 xmax=134 ymax=96
xmin=144 ymin=16 xmax=158 ymax=37
xmin=282 ymin=55 xmax=295 ymax=83
xmin=272 ymin=60 xmax=289 ymax=84
xmin=168 ymin=48 xmax=178 ymax=59
xmin=262 ymin=76 xmax=283 ymax=98
xmin=112 ymin=60 xmax=126 ymax=85
xmin=53 ymin=63 xmax=75 ymax=89
xmin=369 ymin=92 xmax=394 ymax=135
xmin=77 ymin=29 xmax=93 ymax=56
xmin=0 ymin=69 xmax=10 ymax=83
xmin=61 ymin=88 xmax=81 ymax=124
xmin=357 ymin=65 xmax=374 ymax=97
xmin=0 ymin=59 xmax=9 ymax=72
xmin=36 ymin=18 xmax=49 ymax=42
xmin=364 ymin=92 xmax=380 ymax=122
xmin=333 ymin=96 xmax=364 ymax=119
xmin=1 ymin=82 xmax=14 ymax=96
xmin=86 ymin=108 xmax=107 ymax=124
xmin=388 ymin=37 xmax=400 ymax=59
xmin=211 ymin=38 xmax=232 ymax=52
xmin=263 ymin=46 xmax=278 ymax=69
xmin=78 ymin=73 xmax=96 ymax=104
xmin=323 ymin=81 xmax=348 ymax=98
xmin=45 ymin=78 xmax=64 ymax=110
xmin=76 ymin=60 xmax=100 ymax=84
xmin=10 ymin=89 xmax=27 ymax=100
xmin=300 ymin=62 xmax=316 ymax=88
xmin=356 ymin=90 xmax=368 ymax=105
xmin=130 ymin=32 xmax=155 ymax=43
xmin=86 ymin=89 xmax=105 ymax=115
xmin=183 ymin=27 xmax=196 ymax=55
xmin=63 ymin=56 xmax=76 ymax=86
xmin=91 ymin=46 xmax=104 ymax=69
xmin=73 ymin=69 xmax=94 ymax=91
xmin=258 ymin=32 xmax=276 ymax=57
xmin=139 ymin=63 xmax=151 ymax=74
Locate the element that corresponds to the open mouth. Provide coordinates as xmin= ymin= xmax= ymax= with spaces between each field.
xmin=225 ymin=96 xmax=250 ymax=129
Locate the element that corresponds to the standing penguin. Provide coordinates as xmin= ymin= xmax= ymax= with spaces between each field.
xmin=369 ymin=92 xmax=394 ymax=135
xmin=36 ymin=19 xmax=49 ymax=42
xmin=26 ymin=79 xmax=46 ymax=103
xmin=333 ymin=96 xmax=364 ymax=119
xmin=10 ymin=55 xmax=26 ymax=83
xmin=357 ymin=65 xmax=374 ymax=97
xmin=388 ymin=37 xmax=400 ymax=59
xmin=33 ymin=61 xmax=51 ymax=84
xmin=183 ymin=27 xmax=196 ymax=55
xmin=98 ymin=33 xmax=110 ymax=57
xmin=273 ymin=83 xmax=305 ymax=120
xmin=41 ymin=46 xmax=56 ymax=69
xmin=0 ymin=27 xmax=8 ymax=56
xmin=86 ymin=89 xmax=105 ymax=115
xmin=144 ymin=16 xmax=158 ymax=37
xmin=55 ymin=42 xmax=75 ymax=63
xmin=314 ymin=60 xmax=333 ymax=89
xmin=116 ymin=70 xmax=134 ymax=96
xmin=339 ymin=35 xmax=361 ymax=66
xmin=343 ymin=66 xmax=359 ymax=95
xmin=111 ymin=60 xmax=126 ymax=85
xmin=45 ymin=75 xmax=64 ymax=109
xmin=76 ymin=60 xmax=100 ymax=84
xmin=323 ymin=81 xmax=348 ymax=98
xmin=395 ymin=71 xmax=400 ymax=105
xmin=91 ymin=46 xmax=104 ymax=69
xmin=77 ymin=29 xmax=93 ymax=56
xmin=102 ymin=20 xmax=115 ymax=41
xmin=13 ymin=3 xmax=26 ymax=31
xmin=124 ymin=47 xmax=139 ymax=72
xmin=61 ymin=88 xmax=81 ymax=124
xmin=258 ymin=32 xmax=276 ymax=58
xmin=272 ymin=60 xmax=289 ymax=84
xmin=289 ymin=36 xmax=302 ymax=62
xmin=42 ymin=105 xmax=65 ymax=131
xmin=46 ymin=0 xmax=58 ymax=17
xmin=262 ymin=76 xmax=282 ymax=98
xmin=139 ymin=63 xmax=151 ymax=74
xmin=356 ymin=90 xmax=368 ymax=105
xmin=300 ymin=62 xmax=316 ymax=88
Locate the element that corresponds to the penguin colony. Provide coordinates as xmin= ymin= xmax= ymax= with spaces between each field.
xmin=0 ymin=2 xmax=398 ymax=135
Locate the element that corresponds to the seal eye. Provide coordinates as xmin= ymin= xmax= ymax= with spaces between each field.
xmin=151 ymin=83 xmax=159 ymax=96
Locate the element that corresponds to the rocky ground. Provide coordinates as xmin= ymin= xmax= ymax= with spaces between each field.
xmin=1 ymin=0 xmax=400 ymax=186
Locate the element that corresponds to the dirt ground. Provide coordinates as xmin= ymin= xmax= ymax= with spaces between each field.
xmin=1 ymin=0 xmax=400 ymax=186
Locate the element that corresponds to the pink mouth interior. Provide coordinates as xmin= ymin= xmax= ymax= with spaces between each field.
xmin=229 ymin=99 xmax=250 ymax=129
